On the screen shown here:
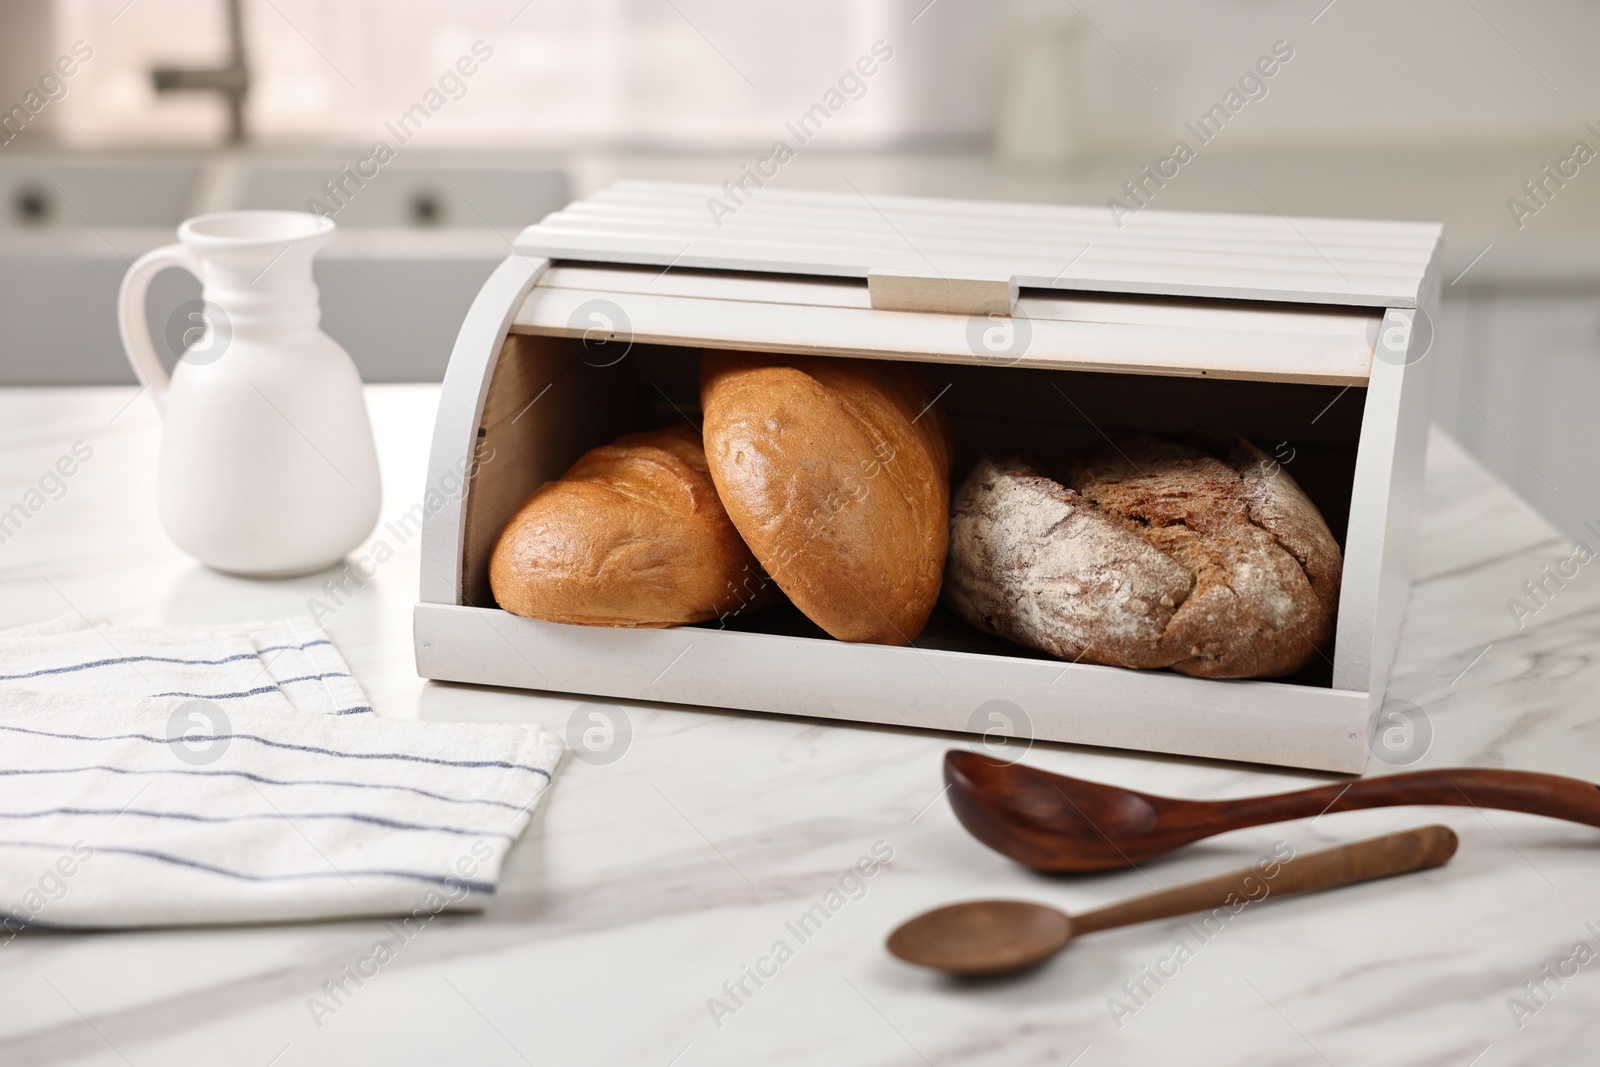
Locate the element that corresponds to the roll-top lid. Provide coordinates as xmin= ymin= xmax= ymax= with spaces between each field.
xmin=515 ymin=180 xmax=1442 ymax=309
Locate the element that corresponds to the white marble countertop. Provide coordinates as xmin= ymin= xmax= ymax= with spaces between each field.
xmin=0 ymin=384 xmax=1596 ymax=1066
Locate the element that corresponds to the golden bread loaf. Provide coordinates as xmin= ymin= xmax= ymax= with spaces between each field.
xmin=699 ymin=351 xmax=952 ymax=645
xmin=489 ymin=426 xmax=771 ymax=627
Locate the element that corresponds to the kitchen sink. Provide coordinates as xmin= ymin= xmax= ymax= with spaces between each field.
xmin=0 ymin=152 xmax=569 ymax=385
xmin=0 ymin=154 xmax=207 ymax=230
xmin=236 ymin=160 xmax=569 ymax=230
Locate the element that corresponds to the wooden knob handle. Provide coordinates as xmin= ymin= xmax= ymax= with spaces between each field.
xmin=1069 ymin=825 xmax=1458 ymax=936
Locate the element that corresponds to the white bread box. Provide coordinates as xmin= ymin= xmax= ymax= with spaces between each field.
xmin=415 ymin=181 xmax=1442 ymax=774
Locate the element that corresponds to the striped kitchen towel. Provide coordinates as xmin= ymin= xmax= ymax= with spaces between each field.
xmin=0 ymin=616 xmax=563 ymax=929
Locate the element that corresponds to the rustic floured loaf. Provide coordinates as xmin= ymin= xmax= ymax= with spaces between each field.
xmin=489 ymin=425 xmax=773 ymax=627
xmin=699 ymin=350 xmax=953 ymax=645
xmin=944 ymin=433 xmax=1342 ymax=678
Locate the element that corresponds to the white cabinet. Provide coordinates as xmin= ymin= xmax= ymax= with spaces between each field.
xmin=1437 ymin=290 xmax=1600 ymax=541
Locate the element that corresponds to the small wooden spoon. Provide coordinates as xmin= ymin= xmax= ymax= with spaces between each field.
xmin=888 ymin=825 xmax=1458 ymax=976
xmin=945 ymin=750 xmax=1600 ymax=873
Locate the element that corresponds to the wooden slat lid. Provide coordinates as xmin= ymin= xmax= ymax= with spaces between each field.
xmin=513 ymin=264 xmax=1382 ymax=386
xmin=515 ymin=181 xmax=1442 ymax=309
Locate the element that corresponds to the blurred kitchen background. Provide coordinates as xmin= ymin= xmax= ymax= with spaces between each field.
xmin=2 ymin=0 xmax=1597 ymax=538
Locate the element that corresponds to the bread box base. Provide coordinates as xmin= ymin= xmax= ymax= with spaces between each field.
xmin=414 ymin=602 xmax=1373 ymax=773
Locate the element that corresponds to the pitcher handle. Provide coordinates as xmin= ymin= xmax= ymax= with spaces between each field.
xmin=117 ymin=243 xmax=203 ymax=414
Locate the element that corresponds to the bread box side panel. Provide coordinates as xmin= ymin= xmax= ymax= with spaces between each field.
xmin=1333 ymin=291 xmax=1440 ymax=698
xmin=415 ymin=602 xmax=1372 ymax=773
xmin=421 ymin=255 xmax=547 ymax=607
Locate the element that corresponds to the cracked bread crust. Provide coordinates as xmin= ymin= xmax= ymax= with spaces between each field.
xmin=945 ymin=434 xmax=1341 ymax=678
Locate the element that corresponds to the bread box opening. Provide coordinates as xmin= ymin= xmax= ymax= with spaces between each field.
xmin=458 ymin=270 xmax=1373 ymax=691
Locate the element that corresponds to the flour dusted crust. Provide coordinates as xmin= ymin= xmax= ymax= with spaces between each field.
xmin=699 ymin=350 xmax=953 ymax=645
xmin=945 ymin=434 xmax=1342 ymax=678
xmin=945 ymin=457 xmax=1192 ymax=668
xmin=489 ymin=426 xmax=773 ymax=627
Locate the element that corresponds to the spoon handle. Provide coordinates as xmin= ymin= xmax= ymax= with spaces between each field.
xmin=1192 ymin=768 xmax=1600 ymax=834
xmin=1069 ymin=825 xmax=1458 ymax=937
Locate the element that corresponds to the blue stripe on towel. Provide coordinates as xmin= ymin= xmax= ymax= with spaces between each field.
xmin=256 ymin=639 xmax=333 ymax=654
xmin=0 ymin=807 xmax=516 ymax=841
xmin=274 ymin=673 xmax=354 ymax=685
xmin=0 ymin=640 xmax=333 ymax=683
xmin=0 ymin=765 xmax=533 ymax=812
xmin=0 ymin=723 xmax=552 ymax=777
xmin=334 ymin=706 xmax=375 ymax=716
xmin=149 ymin=673 xmax=352 ymax=700
xmin=0 ymin=839 xmax=495 ymax=894
xmin=150 ymin=686 xmax=282 ymax=700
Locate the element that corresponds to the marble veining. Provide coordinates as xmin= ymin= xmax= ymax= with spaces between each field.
xmin=0 ymin=386 xmax=1595 ymax=1065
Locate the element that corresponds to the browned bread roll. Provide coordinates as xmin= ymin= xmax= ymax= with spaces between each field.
xmin=945 ymin=433 xmax=1342 ymax=678
xmin=699 ymin=351 xmax=953 ymax=645
xmin=489 ymin=426 xmax=773 ymax=627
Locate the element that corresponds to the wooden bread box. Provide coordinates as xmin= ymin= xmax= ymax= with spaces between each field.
xmin=415 ymin=181 xmax=1443 ymax=774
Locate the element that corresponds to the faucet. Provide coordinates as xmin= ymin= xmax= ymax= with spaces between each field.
xmin=152 ymin=0 xmax=250 ymax=144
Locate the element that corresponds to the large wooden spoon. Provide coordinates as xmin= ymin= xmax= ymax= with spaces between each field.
xmin=945 ymin=750 xmax=1600 ymax=873
xmin=889 ymin=825 xmax=1458 ymax=976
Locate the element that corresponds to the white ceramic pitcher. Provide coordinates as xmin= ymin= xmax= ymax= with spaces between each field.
xmin=118 ymin=211 xmax=381 ymax=577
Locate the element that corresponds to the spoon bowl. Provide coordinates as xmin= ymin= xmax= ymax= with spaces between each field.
xmin=887 ymin=900 xmax=1072 ymax=977
xmin=945 ymin=751 xmax=1174 ymax=871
